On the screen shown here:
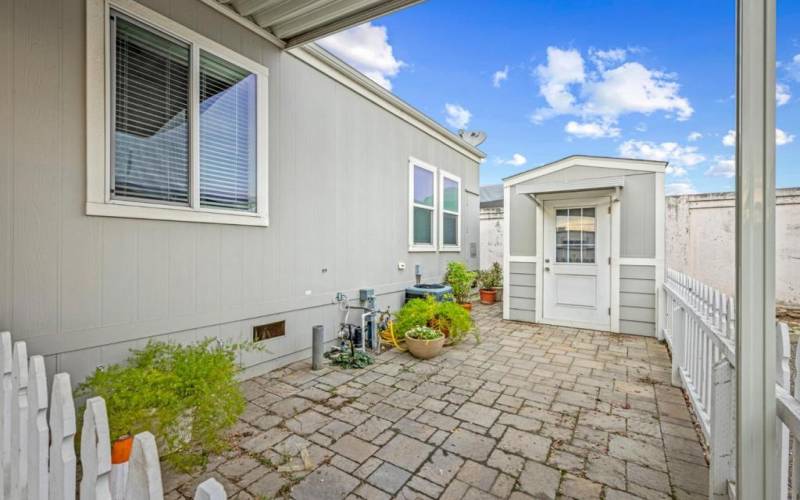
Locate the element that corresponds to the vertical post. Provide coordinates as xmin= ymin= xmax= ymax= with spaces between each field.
xmin=0 ymin=331 xmax=11 ymax=500
xmin=671 ymin=304 xmax=684 ymax=388
xmin=312 ymin=325 xmax=324 ymax=371
xmin=194 ymin=478 xmax=227 ymax=500
xmin=27 ymin=356 xmax=48 ymax=500
xmin=10 ymin=342 xmax=28 ymax=499
xmin=735 ymin=0 xmax=777 ymax=496
xmin=776 ymin=323 xmax=790 ymax=499
xmin=49 ymin=373 xmax=76 ymax=500
xmin=710 ymin=360 xmax=736 ymax=499
xmin=124 ymin=432 xmax=163 ymax=500
xmin=80 ymin=397 xmax=112 ymax=500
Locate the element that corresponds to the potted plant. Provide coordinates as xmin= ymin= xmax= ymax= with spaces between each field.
xmin=404 ymin=325 xmax=445 ymax=359
xmin=490 ymin=262 xmax=503 ymax=302
xmin=445 ymin=261 xmax=477 ymax=311
xmin=394 ymin=296 xmax=477 ymax=345
xmin=478 ymin=268 xmax=500 ymax=305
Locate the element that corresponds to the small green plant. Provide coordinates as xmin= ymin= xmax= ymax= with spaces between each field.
xmin=490 ymin=262 xmax=503 ymax=288
xmin=405 ymin=325 xmax=443 ymax=341
xmin=77 ymin=339 xmax=254 ymax=471
xmin=445 ymin=261 xmax=477 ymax=304
xmin=324 ymin=348 xmax=374 ymax=369
xmin=393 ymin=296 xmax=475 ymax=344
xmin=477 ymin=268 xmax=501 ymax=290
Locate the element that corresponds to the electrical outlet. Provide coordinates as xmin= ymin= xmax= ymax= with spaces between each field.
xmin=398 ymin=262 xmax=406 ymax=270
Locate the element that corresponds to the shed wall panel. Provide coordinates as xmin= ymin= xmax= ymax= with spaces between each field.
xmin=619 ymin=173 xmax=656 ymax=258
xmin=509 ymin=188 xmax=537 ymax=256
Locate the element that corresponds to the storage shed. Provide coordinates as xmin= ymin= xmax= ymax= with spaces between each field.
xmin=502 ymin=155 xmax=666 ymax=336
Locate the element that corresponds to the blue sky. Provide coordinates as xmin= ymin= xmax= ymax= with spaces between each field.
xmin=319 ymin=0 xmax=800 ymax=193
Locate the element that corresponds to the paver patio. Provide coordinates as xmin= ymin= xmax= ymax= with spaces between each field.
xmin=163 ymin=303 xmax=709 ymax=500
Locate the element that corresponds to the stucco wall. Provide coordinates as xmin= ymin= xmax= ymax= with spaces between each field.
xmin=0 ymin=0 xmax=480 ymax=383
xmin=666 ymin=188 xmax=800 ymax=306
xmin=480 ymin=208 xmax=504 ymax=268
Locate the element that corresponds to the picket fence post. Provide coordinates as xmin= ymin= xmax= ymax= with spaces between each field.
xmin=28 ymin=355 xmax=49 ymax=500
xmin=80 ymin=397 xmax=112 ymax=500
xmin=709 ymin=360 xmax=735 ymax=499
xmin=11 ymin=341 xmax=29 ymax=499
xmin=124 ymin=432 xmax=163 ymax=500
xmin=671 ymin=303 xmax=685 ymax=388
xmin=776 ymin=322 xmax=790 ymax=500
xmin=0 ymin=331 xmax=11 ymax=500
xmin=50 ymin=372 xmax=76 ymax=500
xmin=194 ymin=479 xmax=227 ymax=500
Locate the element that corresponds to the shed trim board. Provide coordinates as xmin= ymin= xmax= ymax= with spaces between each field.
xmin=504 ymin=156 xmax=666 ymax=335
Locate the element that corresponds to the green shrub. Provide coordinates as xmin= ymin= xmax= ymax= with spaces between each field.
xmin=406 ymin=325 xmax=443 ymax=340
xmin=394 ymin=296 xmax=477 ymax=344
xmin=477 ymin=268 xmax=500 ymax=289
xmin=445 ymin=261 xmax=477 ymax=304
xmin=490 ymin=262 xmax=503 ymax=287
xmin=77 ymin=339 xmax=251 ymax=471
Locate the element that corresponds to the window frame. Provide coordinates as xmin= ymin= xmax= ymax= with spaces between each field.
xmin=438 ymin=170 xmax=461 ymax=252
xmin=408 ymin=157 xmax=438 ymax=252
xmin=86 ymin=0 xmax=269 ymax=226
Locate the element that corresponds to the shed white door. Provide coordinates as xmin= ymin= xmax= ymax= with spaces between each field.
xmin=542 ymin=197 xmax=611 ymax=330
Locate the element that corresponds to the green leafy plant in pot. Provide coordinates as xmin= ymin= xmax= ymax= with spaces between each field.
xmin=490 ymin=262 xmax=503 ymax=302
xmin=394 ymin=296 xmax=477 ymax=345
xmin=478 ymin=267 xmax=501 ymax=304
xmin=404 ymin=325 xmax=445 ymax=359
xmin=445 ymin=261 xmax=477 ymax=310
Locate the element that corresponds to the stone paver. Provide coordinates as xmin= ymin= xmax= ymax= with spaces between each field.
xmin=164 ymin=303 xmax=708 ymax=499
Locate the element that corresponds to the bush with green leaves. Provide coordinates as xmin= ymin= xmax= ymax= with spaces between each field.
xmin=77 ymin=339 xmax=251 ymax=471
xmin=445 ymin=261 xmax=477 ymax=304
xmin=394 ymin=296 xmax=477 ymax=344
xmin=490 ymin=262 xmax=503 ymax=288
xmin=405 ymin=325 xmax=443 ymax=341
xmin=477 ymin=268 xmax=501 ymax=290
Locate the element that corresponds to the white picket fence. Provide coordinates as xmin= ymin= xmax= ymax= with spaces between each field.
xmin=0 ymin=330 xmax=227 ymax=500
xmin=661 ymin=269 xmax=799 ymax=499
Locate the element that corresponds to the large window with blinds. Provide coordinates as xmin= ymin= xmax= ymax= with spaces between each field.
xmin=87 ymin=1 xmax=268 ymax=226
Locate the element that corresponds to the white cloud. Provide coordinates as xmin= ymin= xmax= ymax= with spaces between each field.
xmin=318 ymin=23 xmax=404 ymax=90
xmin=688 ymin=131 xmax=703 ymax=142
xmin=501 ymin=153 xmax=527 ymax=166
xmin=492 ymin=66 xmax=509 ymax=88
xmin=531 ymin=47 xmax=693 ymax=134
xmin=564 ymin=120 xmax=620 ymax=138
xmin=777 ymin=83 xmax=791 ymax=106
xmin=777 ymin=128 xmax=795 ymax=146
xmin=722 ymin=128 xmax=795 ymax=147
xmin=444 ymin=103 xmax=472 ymax=129
xmin=705 ymin=155 xmax=735 ymax=178
xmin=618 ymin=140 xmax=704 ymax=173
xmin=787 ymin=54 xmax=800 ymax=82
xmin=635 ymin=123 xmax=648 ymax=132
xmin=666 ymin=182 xmax=697 ymax=195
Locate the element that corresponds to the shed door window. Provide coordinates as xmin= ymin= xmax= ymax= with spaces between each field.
xmin=412 ymin=165 xmax=435 ymax=245
xmin=555 ymin=208 xmax=595 ymax=263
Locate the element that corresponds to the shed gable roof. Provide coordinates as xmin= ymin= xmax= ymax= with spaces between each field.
xmin=503 ymin=155 xmax=666 ymax=187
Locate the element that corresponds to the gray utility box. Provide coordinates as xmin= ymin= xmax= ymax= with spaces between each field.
xmin=405 ymin=284 xmax=454 ymax=303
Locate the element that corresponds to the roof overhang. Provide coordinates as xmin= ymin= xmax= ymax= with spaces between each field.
xmin=207 ymin=0 xmax=424 ymax=48
xmin=503 ymin=155 xmax=667 ymax=187
xmin=516 ymin=176 xmax=625 ymax=195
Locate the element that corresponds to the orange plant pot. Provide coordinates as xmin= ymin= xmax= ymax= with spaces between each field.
xmin=461 ymin=302 xmax=473 ymax=312
xmin=112 ymin=435 xmax=134 ymax=464
xmin=479 ymin=289 xmax=497 ymax=305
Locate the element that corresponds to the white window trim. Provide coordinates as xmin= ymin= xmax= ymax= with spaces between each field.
xmin=438 ymin=170 xmax=461 ymax=252
xmin=408 ymin=157 xmax=438 ymax=252
xmin=86 ymin=0 xmax=269 ymax=226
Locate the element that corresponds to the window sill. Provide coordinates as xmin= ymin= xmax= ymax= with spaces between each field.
xmin=409 ymin=245 xmax=437 ymax=253
xmin=86 ymin=201 xmax=269 ymax=227
xmin=439 ymin=247 xmax=461 ymax=253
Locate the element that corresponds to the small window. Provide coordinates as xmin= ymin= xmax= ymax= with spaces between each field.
xmin=439 ymin=172 xmax=461 ymax=250
xmin=409 ymin=160 xmax=437 ymax=250
xmin=87 ymin=1 xmax=268 ymax=226
xmin=555 ymin=207 xmax=595 ymax=263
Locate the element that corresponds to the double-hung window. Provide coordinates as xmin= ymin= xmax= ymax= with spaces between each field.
xmin=86 ymin=0 xmax=269 ymax=226
xmin=439 ymin=171 xmax=461 ymax=251
xmin=408 ymin=157 xmax=461 ymax=252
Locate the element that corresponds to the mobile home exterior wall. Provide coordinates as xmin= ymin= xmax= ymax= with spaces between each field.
xmin=0 ymin=0 xmax=482 ymax=383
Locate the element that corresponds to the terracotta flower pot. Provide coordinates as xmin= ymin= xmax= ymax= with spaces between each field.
xmin=461 ymin=302 xmax=473 ymax=312
xmin=405 ymin=335 xmax=445 ymax=359
xmin=479 ymin=288 xmax=497 ymax=305
xmin=494 ymin=287 xmax=503 ymax=302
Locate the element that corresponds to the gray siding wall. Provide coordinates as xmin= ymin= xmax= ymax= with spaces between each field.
xmin=619 ymin=265 xmax=656 ymax=336
xmin=0 ymin=0 xmax=480 ymax=383
xmin=508 ymin=262 xmax=535 ymax=322
xmin=508 ymin=186 xmax=537 ymax=256
xmin=619 ymin=173 xmax=656 ymax=258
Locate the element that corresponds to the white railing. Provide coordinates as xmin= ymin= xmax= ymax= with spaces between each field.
xmin=661 ymin=269 xmax=795 ymax=500
xmin=0 ymin=330 xmax=227 ymax=500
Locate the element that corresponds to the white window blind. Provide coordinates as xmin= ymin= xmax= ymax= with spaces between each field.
xmin=111 ymin=13 xmax=191 ymax=205
xmin=199 ymin=51 xmax=257 ymax=212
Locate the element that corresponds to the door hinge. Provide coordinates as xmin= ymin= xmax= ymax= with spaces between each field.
xmin=608 ymin=257 xmax=611 ymax=265
xmin=608 ymin=205 xmax=611 ymax=214
xmin=608 ymin=307 xmax=611 ymax=316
